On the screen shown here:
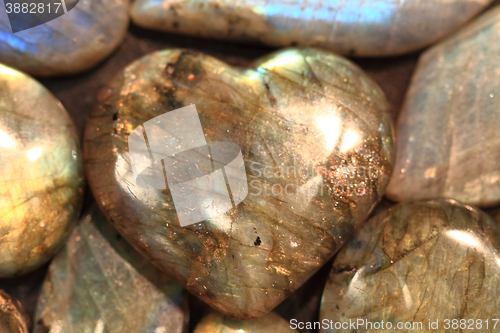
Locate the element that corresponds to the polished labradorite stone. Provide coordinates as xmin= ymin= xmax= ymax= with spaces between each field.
xmin=0 ymin=0 xmax=129 ymax=77
xmin=130 ymin=0 xmax=492 ymax=57
xmin=0 ymin=291 xmax=29 ymax=333
xmin=320 ymin=199 xmax=500 ymax=333
xmin=0 ymin=64 xmax=83 ymax=277
xmin=387 ymin=7 xmax=500 ymax=207
xmin=34 ymin=207 xmax=188 ymax=333
xmin=84 ymin=48 xmax=395 ymax=319
xmin=194 ymin=311 xmax=294 ymax=333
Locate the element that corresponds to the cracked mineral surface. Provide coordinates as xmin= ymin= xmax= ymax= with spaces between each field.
xmin=0 ymin=0 xmax=129 ymax=76
xmin=320 ymin=199 xmax=500 ymax=333
xmin=84 ymin=47 xmax=394 ymax=319
xmin=387 ymin=7 xmax=500 ymax=207
xmin=131 ymin=0 xmax=492 ymax=57
xmin=33 ymin=207 xmax=188 ymax=333
xmin=0 ymin=64 xmax=83 ymax=277
xmin=0 ymin=290 xmax=29 ymax=333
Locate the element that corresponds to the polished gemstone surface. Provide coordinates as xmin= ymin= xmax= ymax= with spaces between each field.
xmin=0 ymin=0 xmax=129 ymax=77
xmin=194 ymin=311 xmax=294 ymax=333
xmin=84 ymin=47 xmax=395 ymax=319
xmin=130 ymin=0 xmax=492 ymax=57
xmin=34 ymin=207 xmax=188 ymax=333
xmin=0 ymin=291 xmax=29 ymax=333
xmin=320 ymin=199 xmax=500 ymax=333
xmin=0 ymin=65 xmax=83 ymax=277
xmin=387 ymin=8 xmax=500 ymax=207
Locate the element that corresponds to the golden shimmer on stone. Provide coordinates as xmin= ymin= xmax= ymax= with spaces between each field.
xmin=0 ymin=0 xmax=129 ymax=77
xmin=387 ymin=7 xmax=500 ymax=207
xmin=320 ymin=199 xmax=500 ymax=333
xmin=0 ymin=291 xmax=29 ymax=333
xmin=130 ymin=0 xmax=492 ymax=57
xmin=33 ymin=207 xmax=188 ymax=333
xmin=194 ymin=311 xmax=294 ymax=333
xmin=0 ymin=64 xmax=84 ymax=277
xmin=84 ymin=48 xmax=394 ymax=319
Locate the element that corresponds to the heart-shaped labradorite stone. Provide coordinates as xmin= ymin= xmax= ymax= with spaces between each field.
xmin=387 ymin=7 xmax=500 ymax=207
xmin=0 ymin=0 xmax=129 ymax=77
xmin=34 ymin=207 xmax=188 ymax=333
xmin=84 ymin=48 xmax=395 ymax=319
xmin=0 ymin=291 xmax=29 ymax=333
xmin=0 ymin=64 xmax=83 ymax=277
xmin=320 ymin=199 xmax=500 ymax=333
xmin=130 ymin=0 xmax=493 ymax=57
xmin=194 ymin=311 xmax=293 ymax=333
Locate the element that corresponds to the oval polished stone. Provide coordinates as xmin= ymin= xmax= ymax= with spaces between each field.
xmin=0 ymin=64 xmax=84 ymax=276
xmin=386 ymin=7 xmax=500 ymax=207
xmin=130 ymin=0 xmax=492 ymax=57
xmin=84 ymin=48 xmax=395 ymax=319
xmin=0 ymin=0 xmax=129 ymax=77
xmin=320 ymin=199 xmax=500 ymax=333
xmin=194 ymin=311 xmax=294 ymax=333
xmin=34 ymin=207 xmax=188 ymax=333
xmin=0 ymin=291 xmax=29 ymax=333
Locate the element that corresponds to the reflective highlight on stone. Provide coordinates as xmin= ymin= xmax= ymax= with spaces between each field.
xmin=0 ymin=64 xmax=83 ymax=277
xmin=130 ymin=0 xmax=492 ymax=57
xmin=33 ymin=207 xmax=188 ymax=333
xmin=320 ymin=199 xmax=500 ymax=333
xmin=387 ymin=7 xmax=500 ymax=207
xmin=84 ymin=48 xmax=394 ymax=319
xmin=0 ymin=291 xmax=29 ymax=333
xmin=194 ymin=311 xmax=294 ymax=333
xmin=0 ymin=0 xmax=129 ymax=77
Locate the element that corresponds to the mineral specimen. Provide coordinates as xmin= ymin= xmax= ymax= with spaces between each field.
xmin=130 ymin=0 xmax=492 ymax=57
xmin=84 ymin=47 xmax=395 ymax=319
xmin=194 ymin=311 xmax=294 ymax=333
xmin=0 ymin=64 xmax=83 ymax=277
xmin=33 ymin=207 xmax=188 ymax=333
xmin=0 ymin=0 xmax=129 ymax=77
xmin=320 ymin=199 xmax=500 ymax=333
xmin=387 ymin=7 xmax=500 ymax=207
xmin=0 ymin=291 xmax=29 ymax=333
